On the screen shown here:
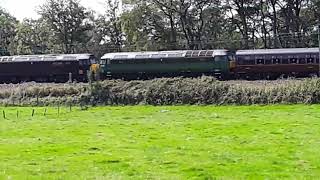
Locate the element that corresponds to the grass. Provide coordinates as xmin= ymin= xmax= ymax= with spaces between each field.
xmin=1 ymin=105 xmax=320 ymax=179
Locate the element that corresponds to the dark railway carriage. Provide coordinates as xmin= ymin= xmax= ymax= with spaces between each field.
xmin=100 ymin=50 xmax=235 ymax=79
xmin=0 ymin=54 xmax=96 ymax=83
xmin=233 ymin=48 xmax=320 ymax=79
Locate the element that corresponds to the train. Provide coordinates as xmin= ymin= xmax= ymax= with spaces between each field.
xmin=0 ymin=47 xmax=319 ymax=82
xmin=100 ymin=48 xmax=320 ymax=80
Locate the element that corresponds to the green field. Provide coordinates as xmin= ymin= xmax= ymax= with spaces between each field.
xmin=1 ymin=105 xmax=320 ymax=179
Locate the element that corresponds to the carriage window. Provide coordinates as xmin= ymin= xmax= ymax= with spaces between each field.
xmin=316 ymin=57 xmax=320 ymax=64
xmin=256 ymin=59 xmax=264 ymax=64
xmin=272 ymin=56 xmax=280 ymax=64
xmin=282 ymin=58 xmax=289 ymax=64
xmin=52 ymin=62 xmax=63 ymax=65
xmin=307 ymin=58 xmax=314 ymax=64
xmin=290 ymin=58 xmax=298 ymax=64
xmin=299 ymin=58 xmax=306 ymax=64
xmin=265 ymin=56 xmax=272 ymax=64
xmin=237 ymin=56 xmax=244 ymax=65
xmin=237 ymin=56 xmax=254 ymax=65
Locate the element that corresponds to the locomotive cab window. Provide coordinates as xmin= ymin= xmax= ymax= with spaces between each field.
xmin=90 ymin=58 xmax=96 ymax=64
xmin=82 ymin=59 xmax=90 ymax=65
xmin=100 ymin=59 xmax=107 ymax=65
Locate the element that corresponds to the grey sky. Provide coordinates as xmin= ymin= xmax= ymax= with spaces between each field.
xmin=1 ymin=0 xmax=107 ymax=21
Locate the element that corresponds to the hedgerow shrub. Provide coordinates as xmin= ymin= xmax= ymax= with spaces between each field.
xmin=0 ymin=77 xmax=320 ymax=106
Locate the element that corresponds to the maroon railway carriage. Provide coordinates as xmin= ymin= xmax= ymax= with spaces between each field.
xmin=233 ymin=48 xmax=320 ymax=79
xmin=0 ymin=54 xmax=96 ymax=83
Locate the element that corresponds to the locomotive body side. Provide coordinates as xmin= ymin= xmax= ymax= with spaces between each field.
xmin=100 ymin=50 xmax=233 ymax=79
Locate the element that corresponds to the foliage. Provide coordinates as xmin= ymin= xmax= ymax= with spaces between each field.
xmin=10 ymin=19 xmax=59 ymax=54
xmin=0 ymin=8 xmax=18 ymax=55
xmin=38 ymin=0 xmax=92 ymax=53
xmin=1 ymin=78 xmax=320 ymax=106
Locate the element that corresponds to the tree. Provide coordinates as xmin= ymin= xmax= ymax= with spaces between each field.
xmin=38 ymin=0 xmax=92 ymax=53
xmin=10 ymin=19 xmax=59 ymax=55
xmin=0 ymin=8 xmax=18 ymax=55
xmin=96 ymin=0 xmax=125 ymax=52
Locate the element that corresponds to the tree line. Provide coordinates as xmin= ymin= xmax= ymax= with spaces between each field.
xmin=0 ymin=0 xmax=320 ymax=57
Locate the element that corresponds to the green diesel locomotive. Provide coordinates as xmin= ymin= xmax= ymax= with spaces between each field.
xmin=99 ymin=50 xmax=235 ymax=79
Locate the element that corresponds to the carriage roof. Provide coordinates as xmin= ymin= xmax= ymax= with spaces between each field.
xmin=0 ymin=54 xmax=94 ymax=62
xmin=101 ymin=50 xmax=229 ymax=60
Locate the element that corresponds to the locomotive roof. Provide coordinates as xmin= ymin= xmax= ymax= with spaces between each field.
xmin=101 ymin=49 xmax=229 ymax=60
xmin=237 ymin=48 xmax=320 ymax=55
xmin=0 ymin=53 xmax=94 ymax=62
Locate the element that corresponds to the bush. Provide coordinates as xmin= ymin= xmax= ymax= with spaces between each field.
xmin=1 ymin=77 xmax=320 ymax=106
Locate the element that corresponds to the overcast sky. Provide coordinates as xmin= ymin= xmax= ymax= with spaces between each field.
xmin=0 ymin=0 xmax=108 ymax=21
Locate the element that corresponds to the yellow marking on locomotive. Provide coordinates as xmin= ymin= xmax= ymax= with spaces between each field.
xmin=90 ymin=64 xmax=100 ymax=74
xmin=230 ymin=61 xmax=236 ymax=69
xmin=229 ymin=55 xmax=236 ymax=69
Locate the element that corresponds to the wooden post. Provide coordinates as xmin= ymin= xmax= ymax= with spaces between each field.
xmin=3 ymin=110 xmax=5 ymax=119
xmin=69 ymin=73 xmax=72 ymax=83
xmin=44 ymin=108 xmax=47 ymax=116
xmin=32 ymin=109 xmax=35 ymax=117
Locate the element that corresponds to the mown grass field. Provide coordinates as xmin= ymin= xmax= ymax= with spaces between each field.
xmin=1 ymin=105 xmax=320 ymax=179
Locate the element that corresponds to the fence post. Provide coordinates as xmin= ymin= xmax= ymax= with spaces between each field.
xmin=69 ymin=73 xmax=72 ymax=83
xmin=3 ymin=110 xmax=5 ymax=119
xmin=58 ymin=104 xmax=60 ymax=116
